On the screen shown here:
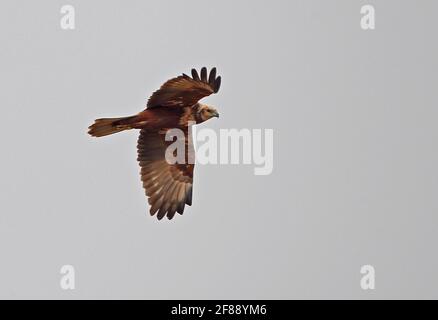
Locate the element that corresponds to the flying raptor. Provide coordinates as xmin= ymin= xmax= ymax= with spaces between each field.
xmin=88 ymin=67 xmax=221 ymax=220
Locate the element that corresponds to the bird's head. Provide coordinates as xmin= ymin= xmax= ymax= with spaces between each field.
xmin=195 ymin=103 xmax=220 ymax=123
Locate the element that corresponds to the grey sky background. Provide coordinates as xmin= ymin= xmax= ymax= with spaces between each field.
xmin=0 ymin=0 xmax=437 ymax=299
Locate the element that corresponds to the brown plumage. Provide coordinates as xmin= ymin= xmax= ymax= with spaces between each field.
xmin=88 ymin=67 xmax=221 ymax=220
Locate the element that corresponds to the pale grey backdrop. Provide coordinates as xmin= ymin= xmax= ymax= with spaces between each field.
xmin=0 ymin=0 xmax=437 ymax=299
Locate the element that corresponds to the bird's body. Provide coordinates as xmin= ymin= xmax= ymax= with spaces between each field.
xmin=135 ymin=107 xmax=186 ymax=129
xmin=88 ymin=67 xmax=221 ymax=220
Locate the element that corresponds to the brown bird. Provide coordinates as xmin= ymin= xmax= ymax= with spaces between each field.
xmin=88 ymin=67 xmax=221 ymax=220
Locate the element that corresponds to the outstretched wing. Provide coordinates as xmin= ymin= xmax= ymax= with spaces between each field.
xmin=146 ymin=67 xmax=221 ymax=109
xmin=137 ymin=128 xmax=195 ymax=220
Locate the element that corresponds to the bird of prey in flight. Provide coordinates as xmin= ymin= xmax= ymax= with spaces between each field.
xmin=88 ymin=67 xmax=221 ymax=220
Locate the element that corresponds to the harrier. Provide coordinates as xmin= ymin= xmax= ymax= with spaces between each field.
xmin=88 ymin=67 xmax=221 ymax=220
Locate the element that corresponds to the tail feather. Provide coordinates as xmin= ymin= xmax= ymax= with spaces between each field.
xmin=88 ymin=116 xmax=135 ymax=137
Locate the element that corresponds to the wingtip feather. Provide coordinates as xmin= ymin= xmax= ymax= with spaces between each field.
xmin=200 ymin=67 xmax=207 ymax=82
xmin=191 ymin=69 xmax=200 ymax=81
xmin=214 ymin=76 xmax=221 ymax=93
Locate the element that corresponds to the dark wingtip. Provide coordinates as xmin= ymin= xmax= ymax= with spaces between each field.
xmin=177 ymin=202 xmax=185 ymax=215
xmin=186 ymin=186 xmax=193 ymax=206
xmin=208 ymin=67 xmax=217 ymax=85
xmin=191 ymin=68 xmax=200 ymax=81
xmin=214 ymin=76 xmax=221 ymax=93
xmin=150 ymin=207 xmax=157 ymax=216
xmin=167 ymin=210 xmax=176 ymax=220
xmin=157 ymin=209 xmax=166 ymax=220
xmin=200 ymin=67 xmax=207 ymax=82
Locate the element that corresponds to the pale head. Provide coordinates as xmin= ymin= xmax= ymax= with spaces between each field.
xmin=195 ymin=103 xmax=220 ymax=123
